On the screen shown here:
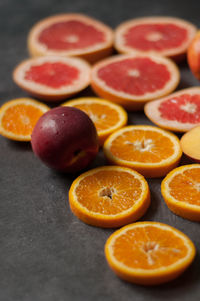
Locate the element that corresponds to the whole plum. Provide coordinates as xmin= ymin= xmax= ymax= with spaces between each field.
xmin=31 ymin=106 xmax=99 ymax=172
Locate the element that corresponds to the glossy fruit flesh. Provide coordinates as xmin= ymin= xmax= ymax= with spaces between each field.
xmin=25 ymin=62 xmax=79 ymax=88
xmin=97 ymin=57 xmax=170 ymax=95
xmin=38 ymin=20 xmax=106 ymax=50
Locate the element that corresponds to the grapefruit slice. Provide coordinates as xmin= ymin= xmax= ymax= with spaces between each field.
xmin=114 ymin=17 xmax=197 ymax=61
xmin=91 ymin=54 xmax=180 ymax=110
xmin=144 ymin=87 xmax=200 ymax=132
xmin=28 ymin=13 xmax=114 ymax=63
xmin=13 ymin=56 xmax=91 ymax=101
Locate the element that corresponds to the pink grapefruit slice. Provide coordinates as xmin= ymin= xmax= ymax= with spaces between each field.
xmin=13 ymin=56 xmax=91 ymax=101
xmin=144 ymin=87 xmax=200 ymax=132
xmin=114 ymin=17 xmax=197 ymax=61
xmin=28 ymin=13 xmax=114 ymax=63
xmin=91 ymin=54 xmax=180 ymax=110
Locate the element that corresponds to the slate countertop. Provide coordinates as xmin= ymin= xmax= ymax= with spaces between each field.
xmin=1 ymin=0 xmax=200 ymax=300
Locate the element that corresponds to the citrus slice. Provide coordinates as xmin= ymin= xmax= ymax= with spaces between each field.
xmin=28 ymin=13 xmax=114 ymax=63
xmin=0 ymin=98 xmax=49 ymax=141
xmin=114 ymin=16 xmax=197 ymax=61
xmin=62 ymin=97 xmax=128 ymax=145
xmin=105 ymin=221 xmax=196 ymax=285
xmin=91 ymin=54 xmax=180 ymax=110
xmin=180 ymin=126 xmax=200 ymax=162
xmin=144 ymin=87 xmax=200 ymax=132
xmin=69 ymin=166 xmax=150 ymax=228
xmin=103 ymin=125 xmax=182 ymax=178
xmin=13 ymin=56 xmax=91 ymax=101
xmin=187 ymin=30 xmax=200 ymax=80
xmin=161 ymin=164 xmax=200 ymax=221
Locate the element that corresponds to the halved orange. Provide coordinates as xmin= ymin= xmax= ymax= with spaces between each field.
xmin=91 ymin=53 xmax=180 ymax=110
xmin=105 ymin=221 xmax=196 ymax=285
xmin=68 ymin=166 xmax=150 ymax=228
xmin=0 ymin=98 xmax=49 ymax=141
xmin=103 ymin=125 xmax=182 ymax=178
xmin=161 ymin=164 xmax=200 ymax=221
xmin=28 ymin=13 xmax=114 ymax=63
xmin=62 ymin=97 xmax=128 ymax=145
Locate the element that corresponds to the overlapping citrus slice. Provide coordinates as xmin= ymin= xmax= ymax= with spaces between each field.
xmin=114 ymin=16 xmax=197 ymax=61
xmin=0 ymin=98 xmax=49 ymax=141
xmin=103 ymin=125 xmax=182 ymax=178
xmin=161 ymin=164 xmax=200 ymax=221
xmin=62 ymin=97 xmax=128 ymax=145
xmin=69 ymin=166 xmax=150 ymax=228
xmin=28 ymin=13 xmax=114 ymax=63
xmin=13 ymin=56 xmax=91 ymax=101
xmin=144 ymin=87 xmax=200 ymax=132
xmin=105 ymin=221 xmax=196 ymax=285
xmin=91 ymin=54 xmax=180 ymax=110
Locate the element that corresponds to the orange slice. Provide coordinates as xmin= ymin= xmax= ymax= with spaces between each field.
xmin=0 ymin=98 xmax=49 ymax=141
xmin=13 ymin=56 xmax=91 ymax=101
xmin=105 ymin=221 xmax=196 ymax=285
xmin=27 ymin=13 xmax=114 ymax=63
xmin=161 ymin=164 xmax=200 ymax=221
xmin=69 ymin=166 xmax=150 ymax=228
xmin=62 ymin=97 xmax=128 ymax=145
xmin=103 ymin=125 xmax=182 ymax=178
xmin=91 ymin=54 xmax=180 ymax=110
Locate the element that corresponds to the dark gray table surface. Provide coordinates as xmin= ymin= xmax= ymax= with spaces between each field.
xmin=1 ymin=0 xmax=200 ymax=300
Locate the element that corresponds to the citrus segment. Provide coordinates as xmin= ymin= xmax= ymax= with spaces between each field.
xmin=144 ymin=87 xmax=200 ymax=132
xmin=91 ymin=54 xmax=180 ymax=110
xmin=0 ymin=98 xmax=49 ymax=141
xmin=105 ymin=222 xmax=196 ymax=285
xmin=62 ymin=97 xmax=128 ymax=145
xmin=28 ymin=14 xmax=114 ymax=63
xmin=69 ymin=166 xmax=150 ymax=228
xmin=161 ymin=164 xmax=200 ymax=221
xmin=13 ymin=56 xmax=91 ymax=101
xmin=103 ymin=125 xmax=182 ymax=178
xmin=115 ymin=17 xmax=197 ymax=61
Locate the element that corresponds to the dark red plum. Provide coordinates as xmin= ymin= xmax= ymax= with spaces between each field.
xmin=31 ymin=106 xmax=99 ymax=172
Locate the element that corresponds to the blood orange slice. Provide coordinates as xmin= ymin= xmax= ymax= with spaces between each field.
xmin=91 ymin=54 xmax=180 ymax=110
xmin=28 ymin=14 xmax=114 ymax=63
xmin=114 ymin=17 xmax=197 ymax=61
xmin=144 ymin=87 xmax=200 ymax=132
xmin=13 ymin=56 xmax=91 ymax=101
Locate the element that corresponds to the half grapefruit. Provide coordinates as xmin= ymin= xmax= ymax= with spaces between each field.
xmin=13 ymin=56 xmax=91 ymax=101
xmin=91 ymin=54 xmax=180 ymax=110
xmin=144 ymin=87 xmax=200 ymax=132
xmin=114 ymin=16 xmax=197 ymax=61
xmin=28 ymin=13 xmax=114 ymax=63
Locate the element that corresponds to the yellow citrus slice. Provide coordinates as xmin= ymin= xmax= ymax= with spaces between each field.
xmin=62 ymin=97 xmax=128 ymax=145
xmin=161 ymin=164 xmax=200 ymax=221
xmin=103 ymin=125 xmax=182 ymax=178
xmin=105 ymin=221 xmax=196 ymax=285
xmin=0 ymin=98 xmax=49 ymax=141
xmin=69 ymin=166 xmax=150 ymax=228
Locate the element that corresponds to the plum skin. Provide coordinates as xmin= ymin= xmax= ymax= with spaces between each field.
xmin=31 ymin=106 xmax=99 ymax=172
